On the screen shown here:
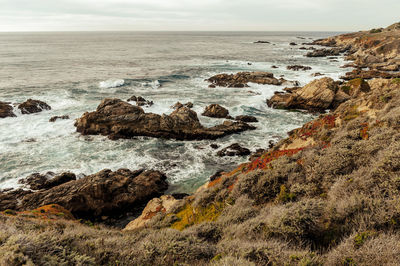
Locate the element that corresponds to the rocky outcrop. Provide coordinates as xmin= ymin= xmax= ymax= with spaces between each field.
xmin=127 ymin=96 xmax=154 ymax=107
xmin=287 ymin=65 xmax=312 ymax=71
xmin=306 ymin=46 xmax=350 ymax=57
xmin=1 ymin=169 xmax=168 ymax=221
xmin=235 ymin=115 xmax=258 ymax=123
xmin=207 ymin=72 xmax=285 ymax=87
xmin=18 ymin=99 xmax=51 ymax=114
xmin=217 ymin=143 xmax=251 ymax=157
xmin=267 ymin=77 xmax=340 ymax=112
xmin=341 ymin=69 xmax=400 ymax=80
xmin=202 ymin=104 xmax=230 ymax=118
xmin=123 ymin=195 xmax=179 ymax=231
xmin=0 ymin=101 xmax=16 ymax=118
xmin=75 ymin=98 xmax=255 ymax=140
xmin=49 ymin=115 xmax=69 ymax=122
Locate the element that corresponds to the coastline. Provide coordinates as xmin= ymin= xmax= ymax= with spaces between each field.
xmin=1 ymin=23 xmax=400 ymax=265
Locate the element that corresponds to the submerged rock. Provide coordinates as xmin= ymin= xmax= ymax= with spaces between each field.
xmin=287 ymin=65 xmax=312 ymax=71
xmin=235 ymin=115 xmax=258 ymax=123
xmin=217 ymin=143 xmax=251 ymax=157
xmin=75 ymin=98 xmax=255 ymax=140
xmin=0 ymin=101 xmax=16 ymax=118
xmin=171 ymin=102 xmax=193 ymax=109
xmin=207 ymin=72 xmax=284 ymax=87
xmin=49 ymin=115 xmax=69 ymax=122
xmin=18 ymin=99 xmax=51 ymax=114
xmin=202 ymin=104 xmax=230 ymax=118
xmin=1 ymin=168 xmax=168 ymax=221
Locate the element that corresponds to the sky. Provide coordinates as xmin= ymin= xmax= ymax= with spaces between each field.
xmin=0 ymin=0 xmax=399 ymax=32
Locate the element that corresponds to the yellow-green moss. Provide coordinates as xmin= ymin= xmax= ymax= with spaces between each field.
xmin=354 ymin=231 xmax=375 ymax=248
xmin=170 ymin=202 xmax=224 ymax=231
xmin=276 ymin=185 xmax=296 ymax=203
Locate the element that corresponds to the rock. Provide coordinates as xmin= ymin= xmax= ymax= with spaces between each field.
xmin=127 ymin=95 xmax=153 ymax=107
xmin=1 ymin=169 xmax=168 ymax=221
xmin=210 ymin=144 xmax=219 ymax=149
xmin=254 ymin=41 xmax=270 ymax=44
xmin=75 ymin=98 xmax=255 ymax=140
xmin=123 ymin=195 xmax=179 ymax=231
xmin=0 ymin=101 xmax=16 ymax=118
xmin=202 ymin=104 xmax=229 ymax=118
xmin=339 ymin=78 xmax=371 ymax=97
xmin=217 ymin=143 xmax=251 ymax=157
xmin=49 ymin=115 xmax=69 ymax=122
xmin=171 ymin=193 xmax=189 ymax=200
xmin=209 ymin=170 xmax=224 ymax=182
xmin=207 ymin=72 xmax=284 ymax=87
xmin=235 ymin=115 xmax=258 ymax=123
xmin=267 ymin=77 xmax=340 ymax=112
xmin=18 ymin=99 xmax=51 ymax=114
xmin=250 ymin=148 xmax=267 ymax=161
xmin=18 ymin=172 xmax=77 ymax=190
xmin=340 ymin=69 xmax=400 ymax=80
xmin=287 ymin=65 xmax=312 ymax=71
xmin=312 ymin=72 xmax=324 ymax=77
xmin=283 ymin=87 xmax=301 ymax=93
xmin=271 ymin=65 xmax=279 ymax=69
xmin=306 ymin=46 xmax=349 ymax=57
xmin=289 ymin=42 xmax=297 ymax=46
xmin=172 ymin=102 xmax=193 ymax=109
xmin=208 ymin=84 xmax=216 ymax=88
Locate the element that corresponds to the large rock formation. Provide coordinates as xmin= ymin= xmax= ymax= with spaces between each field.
xmin=75 ymin=98 xmax=255 ymax=140
xmin=0 ymin=101 xmax=16 ymax=118
xmin=18 ymin=99 xmax=51 ymax=114
xmin=0 ymin=169 xmax=168 ymax=221
xmin=207 ymin=72 xmax=285 ymax=87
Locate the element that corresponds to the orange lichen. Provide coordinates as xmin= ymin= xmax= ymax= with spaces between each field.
xmin=208 ymin=177 xmax=223 ymax=188
xmin=296 ymin=115 xmax=337 ymax=140
xmin=16 ymin=204 xmax=75 ymax=221
xmin=143 ymin=205 xmax=166 ymax=220
xmin=245 ymin=148 xmax=304 ymax=173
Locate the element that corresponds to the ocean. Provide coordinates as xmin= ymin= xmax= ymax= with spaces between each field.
xmin=0 ymin=31 xmax=349 ymax=193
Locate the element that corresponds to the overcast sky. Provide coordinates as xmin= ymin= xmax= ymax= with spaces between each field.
xmin=0 ymin=0 xmax=399 ymax=32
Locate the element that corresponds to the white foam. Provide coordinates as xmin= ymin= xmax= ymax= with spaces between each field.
xmin=99 ymin=79 xmax=125 ymax=89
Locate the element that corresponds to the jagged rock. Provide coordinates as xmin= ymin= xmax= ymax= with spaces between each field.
xmin=340 ymin=78 xmax=371 ymax=97
xmin=235 ymin=115 xmax=258 ymax=123
xmin=210 ymin=144 xmax=220 ymax=149
xmin=287 ymin=65 xmax=312 ymax=71
xmin=18 ymin=172 xmax=77 ymax=190
xmin=312 ymin=72 xmax=324 ymax=77
xmin=207 ymin=72 xmax=284 ymax=87
xmin=341 ymin=69 xmax=400 ymax=80
xmin=0 ymin=101 xmax=16 ymax=118
xmin=306 ymin=46 xmax=349 ymax=57
xmin=127 ymin=95 xmax=154 ymax=107
xmin=172 ymin=102 xmax=193 ymax=109
xmin=123 ymin=195 xmax=179 ymax=231
xmin=75 ymin=98 xmax=255 ymax=140
xmin=1 ymin=169 xmax=168 ymax=221
xmin=202 ymin=104 xmax=229 ymax=118
xmin=217 ymin=143 xmax=251 ymax=157
xmin=267 ymin=77 xmax=339 ymax=112
xmin=49 ymin=115 xmax=69 ymax=122
xmin=18 ymin=99 xmax=51 ymax=114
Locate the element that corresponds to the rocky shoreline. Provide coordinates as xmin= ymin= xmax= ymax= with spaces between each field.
xmin=1 ymin=22 xmax=400 ymax=265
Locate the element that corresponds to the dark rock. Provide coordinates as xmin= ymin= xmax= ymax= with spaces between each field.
xmin=271 ymin=65 xmax=279 ymax=69
xmin=217 ymin=143 xmax=251 ymax=157
xmin=287 ymin=65 xmax=312 ymax=71
xmin=171 ymin=193 xmax=189 ymax=200
xmin=312 ymin=72 xmax=324 ymax=77
xmin=202 ymin=104 xmax=230 ymax=118
xmin=18 ymin=172 xmax=76 ymax=190
xmin=18 ymin=99 xmax=51 ymax=114
xmin=250 ymin=148 xmax=267 ymax=161
xmin=254 ymin=41 xmax=270 ymax=44
xmin=306 ymin=46 xmax=350 ymax=57
xmin=127 ymin=95 xmax=153 ymax=107
xmin=75 ymin=98 xmax=255 ymax=140
xmin=49 ymin=115 xmax=69 ymax=122
xmin=172 ymin=102 xmax=193 ymax=109
xmin=235 ymin=115 xmax=258 ymax=123
xmin=210 ymin=144 xmax=220 ymax=149
xmin=289 ymin=42 xmax=297 ymax=46
xmin=1 ymin=169 xmax=169 ymax=221
xmin=0 ymin=101 xmax=16 ymax=118
xmin=207 ymin=72 xmax=284 ymax=87
xmin=340 ymin=69 xmax=400 ymax=80
xmin=209 ymin=170 xmax=224 ymax=181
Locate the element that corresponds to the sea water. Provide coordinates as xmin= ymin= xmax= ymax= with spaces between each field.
xmin=0 ymin=31 xmax=349 ymax=193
